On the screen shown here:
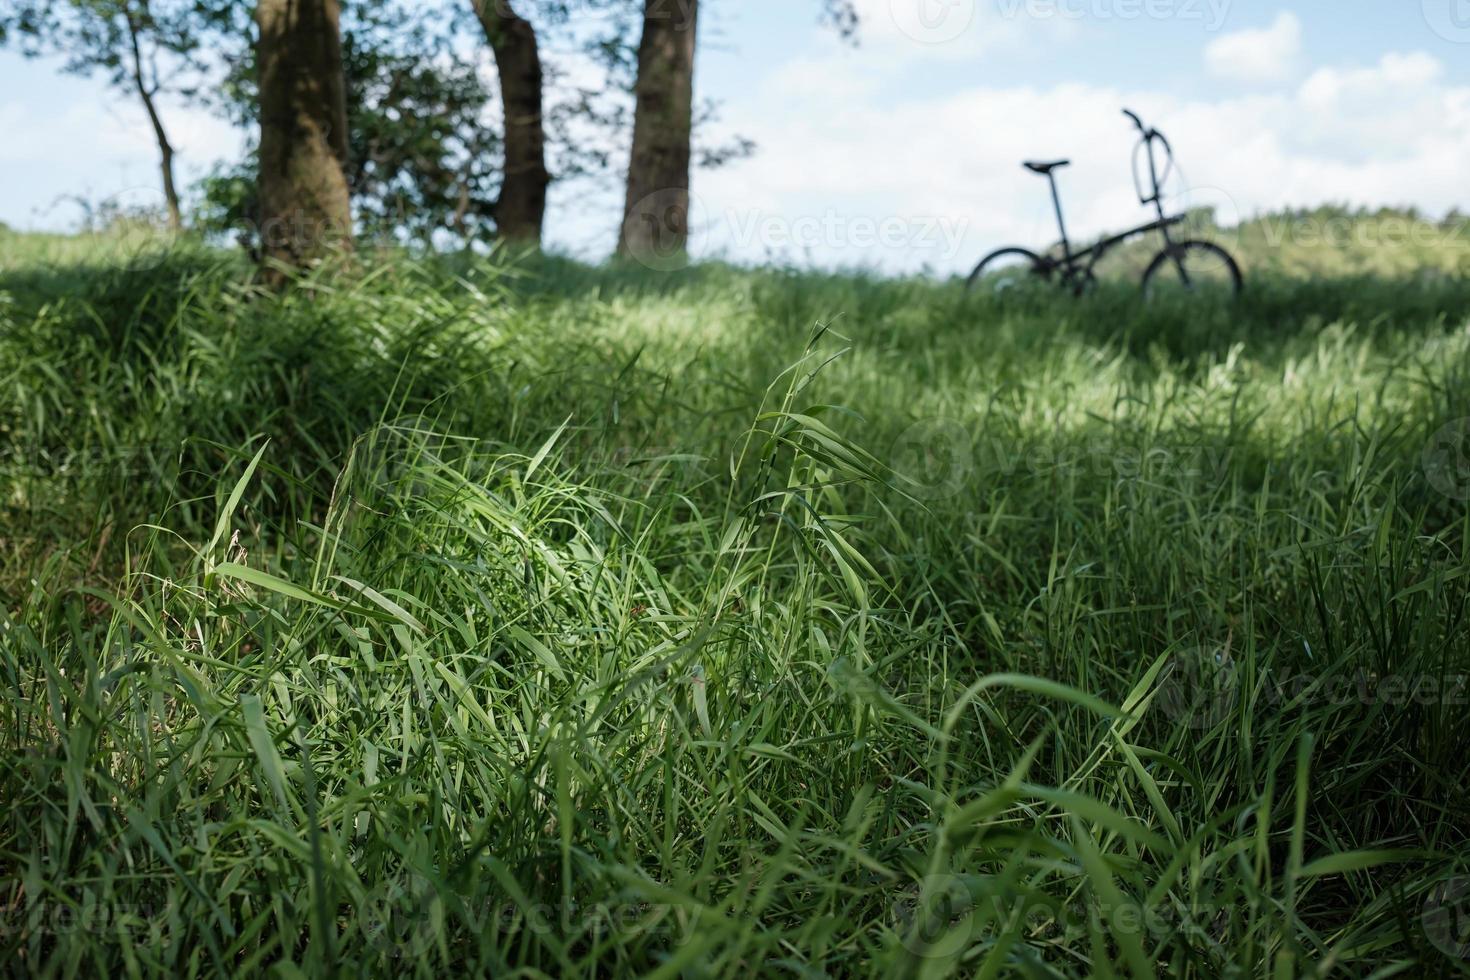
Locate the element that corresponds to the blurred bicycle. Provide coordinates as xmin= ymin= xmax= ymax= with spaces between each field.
xmin=967 ymin=109 xmax=1243 ymax=299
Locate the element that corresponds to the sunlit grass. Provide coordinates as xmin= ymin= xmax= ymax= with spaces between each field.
xmin=2 ymin=234 xmax=1469 ymax=976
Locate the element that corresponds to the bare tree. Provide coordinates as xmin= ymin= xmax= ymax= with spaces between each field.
xmin=469 ymin=1 xmax=552 ymax=243
xmin=0 ymin=0 xmax=238 ymax=230
xmin=614 ymin=0 xmax=857 ymax=264
xmin=255 ymin=0 xmax=353 ymax=278
xmin=616 ymin=0 xmax=698 ymax=262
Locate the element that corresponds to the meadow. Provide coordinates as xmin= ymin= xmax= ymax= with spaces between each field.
xmin=2 ymin=220 xmax=1470 ymax=977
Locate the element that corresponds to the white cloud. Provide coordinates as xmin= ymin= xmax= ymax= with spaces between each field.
xmin=8 ymin=20 xmax=1468 ymax=279
xmin=0 ymin=83 xmax=244 ymax=228
xmin=677 ymin=47 xmax=1470 ymax=275
xmin=842 ymin=0 xmax=1082 ymax=63
xmin=1205 ymin=12 xmax=1303 ymax=85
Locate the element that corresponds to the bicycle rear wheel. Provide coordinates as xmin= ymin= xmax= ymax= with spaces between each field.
xmin=1141 ymin=241 xmax=1243 ymax=300
xmin=966 ymin=247 xmax=1052 ymax=294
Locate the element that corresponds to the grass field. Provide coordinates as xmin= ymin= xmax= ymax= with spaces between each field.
xmin=3 ymin=222 xmax=1470 ymax=977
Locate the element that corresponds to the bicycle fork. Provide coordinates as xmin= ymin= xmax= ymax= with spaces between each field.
xmin=1139 ymin=129 xmax=1195 ymax=287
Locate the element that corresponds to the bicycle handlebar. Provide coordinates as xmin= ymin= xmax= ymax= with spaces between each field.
xmin=1122 ymin=107 xmax=1169 ymax=148
xmin=1124 ymin=108 xmax=1175 ymax=205
xmin=1152 ymin=129 xmax=1174 ymax=165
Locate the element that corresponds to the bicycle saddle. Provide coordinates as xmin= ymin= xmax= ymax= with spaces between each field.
xmin=1023 ymin=159 xmax=1070 ymax=175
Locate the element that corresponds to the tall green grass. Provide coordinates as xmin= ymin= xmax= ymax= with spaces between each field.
xmin=2 ymin=233 xmax=1469 ymax=976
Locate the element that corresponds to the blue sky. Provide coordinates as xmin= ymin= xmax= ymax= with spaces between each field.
xmin=3 ymin=1 xmax=1468 ymax=272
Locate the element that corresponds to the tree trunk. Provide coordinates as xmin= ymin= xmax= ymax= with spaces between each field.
xmin=255 ymin=0 xmax=353 ymax=279
xmin=617 ymin=0 xmax=699 ymax=264
xmin=136 ymin=85 xmax=183 ymax=232
xmin=470 ymin=0 xmax=549 ymax=244
xmin=123 ymin=7 xmax=182 ymax=231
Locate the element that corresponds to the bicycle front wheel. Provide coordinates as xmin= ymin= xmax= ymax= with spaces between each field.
xmin=1141 ymin=241 xmax=1243 ymax=300
xmin=966 ymin=247 xmax=1052 ymax=294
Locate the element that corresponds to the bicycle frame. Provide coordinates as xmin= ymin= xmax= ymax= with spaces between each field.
xmin=970 ymin=107 xmax=1242 ymax=298
xmin=1039 ymin=110 xmax=1183 ymax=282
xmin=1065 ymin=215 xmax=1185 ymax=272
